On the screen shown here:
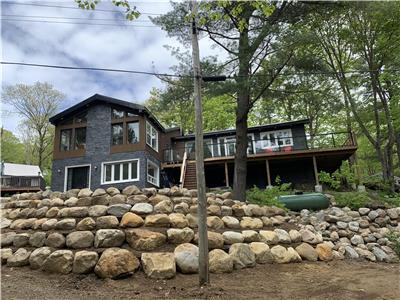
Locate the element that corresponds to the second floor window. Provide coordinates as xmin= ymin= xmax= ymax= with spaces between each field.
xmin=112 ymin=108 xmax=124 ymax=119
xmin=60 ymin=129 xmax=72 ymax=151
xmin=74 ymin=127 xmax=86 ymax=150
xmin=146 ymin=121 xmax=158 ymax=151
xmin=112 ymin=123 xmax=124 ymax=145
xmin=127 ymin=122 xmax=139 ymax=144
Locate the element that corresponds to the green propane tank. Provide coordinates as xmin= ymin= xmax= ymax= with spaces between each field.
xmin=278 ymin=193 xmax=330 ymax=211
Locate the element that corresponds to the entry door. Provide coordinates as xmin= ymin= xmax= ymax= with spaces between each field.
xmin=66 ymin=166 xmax=90 ymax=190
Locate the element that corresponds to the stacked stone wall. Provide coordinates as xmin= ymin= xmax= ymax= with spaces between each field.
xmin=1 ymin=186 xmax=399 ymax=279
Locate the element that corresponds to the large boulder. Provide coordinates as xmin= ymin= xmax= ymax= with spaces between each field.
xmin=122 ymin=185 xmax=141 ymax=196
xmin=109 ymin=194 xmax=127 ymax=205
xmin=167 ymin=227 xmax=194 ymax=244
xmin=107 ymin=204 xmax=131 ymax=218
xmin=73 ymin=251 xmax=99 ymax=274
xmin=270 ymin=245 xmax=292 ymax=263
xmin=209 ymin=249 xmax=233 ymax=273
xmin=295 ymin=243 xmax=318 ymax=261
xmin=274 ymin=229 xmax=291 ymax=244
xmin=1 ymin=248 xmax=13 ymax=264
xmin=242 ymin=230 xmax=261 ymax=243
xmin=316 ymin=243 xmax=333 ymax=261
xmin=194 ymin=231 xmax=224 ymax=249
xmin=88 ymin=205 xmax=108 ymax=217
xmin=45 ymin=233 xmax=65 ymax=248
xmin=29 ymin=232 xmax=47 ymax=248
xmin=125 ymin=229 xmax=166 ymax=251
xmin=13 ymin=233 xmax=30 ymax=247
xmin=174 ymin=243 xmax=199 ymax=274
xmin=169 ymin=213 xmax=189 ymax=228
xmin=1 ymin=232 xmax=16 ymax=247
xmin=259 ymin=230 xmax=279 ymax=244
xmin=95 ymin=248 xmax=140 ymax=279
xmin=229 ymin=243 xmax=256 ymax=269
xmin=222 ymin=231 xmax=244 ymax=245
xmin=76 ymin=217 xmax=96 ymax=231
xmin=7 ymin=248 xmax=31 ymax=267
xmin=206 ymin=216 xmax=224 ymax=229
xmin=249 ymin=242 xmax=273 ymax=264
xmin=120 ymin=212 xmax=144 ymax=228
xmin=96 ymin=216 xmax=119 ymax=229
xmin=141 ymin=252 xmax=176 ymax=279
xmin=59 ymin=207 xmax=88 ymax=218
xmin=240 ymin=217 xmax=263 ymax=229
xmin=154 ymin=200 xmax=173 ymax=214
xmin=29 ymin=247 xmax=52 ymax=269
xmin=78 ymin=188 xmax=92 ymax=198
xmin=94 ymin=229 xmax=125 ymax=248
xmin=55 ymin=218 xmax=76 ymax=230
xmin=131 ymin=203 xmax=153 ymax=215
xmin=144 ymin=214 xmax=170 ymax=227
xmin=42 ymin=250 xmax=74 ymax=274
xmin=41 ymin=218 xmax=58 ymax=230
xmin=66 ymin=231 xmax=94 ymax=249
xmin=221 ymin=216 xmax=240 ymax=229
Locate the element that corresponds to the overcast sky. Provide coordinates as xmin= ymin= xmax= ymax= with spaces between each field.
xmin=1 ymin=0 xmax=223 ymax=136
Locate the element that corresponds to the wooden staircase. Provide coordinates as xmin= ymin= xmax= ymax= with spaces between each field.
xmin=183 ymin=162 xmax=197 ymax=189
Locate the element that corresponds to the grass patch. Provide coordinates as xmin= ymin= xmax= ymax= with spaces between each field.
xmin=387 ymin=231 xmax=400 ymax=257
xmin=331 ymin=192 xmax=371 ymax=210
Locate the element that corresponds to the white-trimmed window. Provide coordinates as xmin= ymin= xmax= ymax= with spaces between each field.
xmin=147 ymin=160 xmax=159 ymax=186
xmin=146 ymin=121 xmax=158 ymax=151
xmin=260 ymin=129 xmax=293 ymax=149
xmin=102 ymin=159 xmax=139 ymax=184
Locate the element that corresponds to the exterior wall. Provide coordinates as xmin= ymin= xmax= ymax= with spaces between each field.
xmin=51 ymin=104 xmax=161 ymax=191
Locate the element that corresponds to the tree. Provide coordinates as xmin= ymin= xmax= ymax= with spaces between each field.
xmin=0 ymin=128 xmax=25 ymax=164
xmin=1 ymin=82 xmax=64 ymax=171
xmin=309 ymin=2 xmax=400 ymax=190
xmin=153 ymin=1 xmax=316 ymax=199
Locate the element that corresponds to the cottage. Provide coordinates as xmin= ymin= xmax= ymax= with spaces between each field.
xmin=0 ymin=162 xmax=45 ymax=195
xmin=49 ymin=94 xmax=357 ymax=192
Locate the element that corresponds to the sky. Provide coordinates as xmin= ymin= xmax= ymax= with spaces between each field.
xmin=0 ymin=0 xmax=224 ymax=136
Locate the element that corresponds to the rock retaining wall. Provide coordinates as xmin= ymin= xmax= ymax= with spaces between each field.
xmin=1 ymin=186 xmax=399 ymax=279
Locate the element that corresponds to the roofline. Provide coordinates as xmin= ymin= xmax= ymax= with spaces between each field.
xmin=173 ymin=119 xmax=310 ymax=141
xmin=49 ymin=94 xmax=167 ymax=132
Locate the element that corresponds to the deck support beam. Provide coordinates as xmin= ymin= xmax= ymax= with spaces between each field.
xmin=265 ymin=159 xmax=272 ymax=187
xmin=224 ymin=162 xmax=229 ymax=187
xmin=313 ymin=156 xmax=323 ymax=192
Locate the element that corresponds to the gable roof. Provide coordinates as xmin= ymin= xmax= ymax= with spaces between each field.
xmin=173 ymin=119 xmax=310 ymax=141
xmin=49 ymin=94 xmax=166 ymax=131
xmin=1 ymin=163 xmax=43 ymax=177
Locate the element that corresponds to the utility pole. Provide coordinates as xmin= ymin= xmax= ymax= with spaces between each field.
xmin=190 ymin=0 xmax=209 ymax=286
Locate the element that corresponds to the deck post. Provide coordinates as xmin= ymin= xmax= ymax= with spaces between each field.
xmin=313 ymin=156 xmax=322 ymax=192
xmin=224 ymin=162 xmax=229 ymax=187
xmin=265 ymin=159 xmax=272 ymax=188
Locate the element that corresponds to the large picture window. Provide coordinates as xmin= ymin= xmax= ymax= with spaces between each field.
xmin=146 ymin=121 xmax=158 ymax=151
xmin=260 ymin=129 xmax=293 ymax=149
xmin=112 ymin=123 xmax=124 ymax=145
xmin=102 ymin=159 xmax=139 ymax=184
xmin=147 ymin=160 xmax=159 ymax=186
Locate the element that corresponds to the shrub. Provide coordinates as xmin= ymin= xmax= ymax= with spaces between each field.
xmin=318 ymin=161 xmax=357 ymax=190
xmin=246 ymin=184 xmax=290 ymax=209
xmin=386 ymin=231 xmax=400 ymax=257
xmin=333 ymin=192 xmax=371 ymax=210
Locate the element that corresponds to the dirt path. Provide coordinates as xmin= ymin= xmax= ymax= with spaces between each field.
xmin=1 ymin=261 xmax=399 ymax=300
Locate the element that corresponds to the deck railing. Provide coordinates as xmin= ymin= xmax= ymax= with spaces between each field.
xmin=163 ymin=131 xmax=356 ymax=163
xmin=0 ymin=176 xmax=45 ymax=190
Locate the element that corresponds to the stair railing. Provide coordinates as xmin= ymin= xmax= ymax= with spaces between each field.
xmin=179 ymin=151 xmax=188 ymax=188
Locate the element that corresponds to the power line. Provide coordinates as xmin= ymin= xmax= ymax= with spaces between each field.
xmin=2 ymin=1 xmax=162 ymax=16
xmin=1 ymin=61 xmax=187 ymax=78
xmin=1 ymin=13 xmax=153 ymax=23
xmin=1 ymin=18 xmax=162 ymax=28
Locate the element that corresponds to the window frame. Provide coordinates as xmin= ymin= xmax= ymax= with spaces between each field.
xmin=101 ymin=158 xmax=140 ymax=185
xmin=111 ymin=123 xmax=124 ymax=146
xmin=147 ymin=159 xmax=160 ymax=187
xmin=146 ymin=121 xmax=159 ymax=152
xmin=60 ymin=128 xmax=73 ymax=151
xmin=74 ymin=127 xmax=87 ymax=150
xmin=260 ymin=129 xmax=293 ymax=149
xmin=127 ymin=121 xmax=140 ymax=144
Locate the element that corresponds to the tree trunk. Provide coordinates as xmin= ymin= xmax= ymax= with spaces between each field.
xmin=233 ymin=24 xmax=250 ymax=201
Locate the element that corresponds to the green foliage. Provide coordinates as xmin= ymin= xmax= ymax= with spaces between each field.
xmin=318 ymin=161 xmax=357 ymax=190
xmin=386 ymin=231 xmax=400 ymax=257
xmin=75 ymin=0 xmax=140 ymax=20
xmin=333 ymin=192 xmax=371 ymax=210
xmin=0 ymin=129 xmax=25 ymax=164
xmin=246 ymin=183 xmax=291 ymax=209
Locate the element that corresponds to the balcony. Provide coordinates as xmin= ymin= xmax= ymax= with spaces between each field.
xmin=163 ymin=131 xmax=356 ymax=163
xmin=1 ymin=176 xmax=46 ymax=192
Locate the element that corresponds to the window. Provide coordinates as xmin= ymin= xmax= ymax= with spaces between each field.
xmin=147 ymin=160 xmax=159 ymax=186
xmin=185 ymin=141 xmax=195 ymax=154
xmin=74 ymin=127 xmax=86 ymax=150
xmin=203 ymin=139 xmax=214 ymax=158
xmin=127 ymin=122 xmax=139 ymax=144
xmin=217 ymin=135 xmax=254 ymax=156
xmin=127 ymin=111 xmax=138 ymax=117
xmin=60 ymin=129 xmax=72 ymax=151
xmin=112 ymin=108 xmax=124 ymax=119
xmin=260 ymin=129 xmax=293 ymax=149
xmin=102 ymin=159 xmax=139 ymax=184
xmin=112 ymin=123 xmax=124 ymax=145
xmin=146 ymin=121 xmax=158 ymax=151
